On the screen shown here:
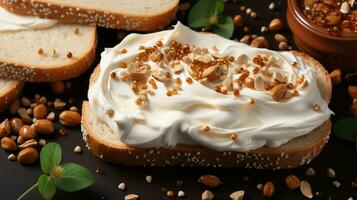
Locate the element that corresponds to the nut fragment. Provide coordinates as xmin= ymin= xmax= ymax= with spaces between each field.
xmin=59 ymin=111 xmax=81 ymax=127
xmin=1 ymin=137 xmax=17 ymax=152
xmin=305 ymin=167 xmax=316 ymax=176
xmin=202 ymin=190 xmax=214 ymax=200
xmin=46 ymin=112 xmax=56 ymax=121
xmin=17 ymin=147 xmax=39 ymax=164
xmin=124 ymin=194 xmax=139 ymax=200
xmin=74 ymin=145 xmax=82 ymax=154
xmin=230 ymin=190 xmax=245 ymax=200
xmin=54 ymin=100 xmax=67 ymax=110
xmin=33 ymin=104 xmax=48 ymax=119
xmin=240 ymin=35 xmax=251 ymax=44
xmin=269 ymin=18 xmax=284 ymax=31
xmin=300 ymin=181 xmax=313 ymax=199
xmin=18 ymin=139 xmax=38 ymax=150
xmin=250 ymin=36 xmax=269 ymax=48
xmin=329 ymin=69 xmax=342 ymax=85
xmin=326 ymin=168 xmax=336 ymax=178
xmin=146 ymin=175 xmax=153 ymax=183
xmin=285 ymin=175 xmax=301 ymax=190
xmin=270 ymin=84 xmax=288 ymax=101
xmin=39 ymin=139 xmax=47 ymax=146
xmin=262 ymin=181 xmax=275 ymax=197
xmin=332 ymin=180 xmax=341 ymax=188
xmin=118 ymin=182 xmax=125 ymax=191
xmin=198 ymin=175 xmax=222 ymax=188
xmin=166 ymin=190 xmax=174 ymax=198
xmin=177 ymin=190 xmax=185 ymax=197
xmin=202 ymin=66 xmax=221 ymax=81
xmin=244 ymin=77 xmax=255 ymax=89
xmin=8 ymin=154 xmax=16 ymax=161
xmin=0 ymin=119 xmax=11 ymax=138
xmin=340 ymin=1 xmax=350 ymax=14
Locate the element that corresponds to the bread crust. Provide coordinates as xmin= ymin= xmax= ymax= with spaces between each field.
xmin=0 ymin=0 xmax=178 ymax=31
xmin=0 ymin=27 xmax=97 ymax=82
xmin=82 ymin=51 xmax=333 ymax=169
xmin=0 ymin=79 xmax=24 ymax=110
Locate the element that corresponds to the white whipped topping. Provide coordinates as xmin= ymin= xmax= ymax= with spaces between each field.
xmin=0 ymin=7 xmax=57 ymax=32
xmin=88 ymin=22 xmax=333 ymax=152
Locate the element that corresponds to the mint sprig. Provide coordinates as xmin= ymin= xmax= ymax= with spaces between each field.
xmin=188 ymin=0 xmax=234 ymax=38
xmin=333 ymin=118 xmax=357 ymax=150
xmin=17 ymin=143 xmax=94 ymax=200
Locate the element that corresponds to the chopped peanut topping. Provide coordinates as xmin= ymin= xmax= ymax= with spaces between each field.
xmin=119 ymin=63 xmax=128 ymax=68
xmin=202 ymin=126 xmax=210 ymax=132
xmin=230 ymin=134 xmax=238 ymax=141
xmin=313 ymin=104 xmax=321 ymax=112
xmin=148 ymin=79 xmax=158 ymax=90
xmin=38 ymin=48 xmax=44 ymax=55
xmin=186 ymin=77 xmax=193 ymax=84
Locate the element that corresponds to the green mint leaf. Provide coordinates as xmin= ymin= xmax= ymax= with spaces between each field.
xmin=54 ymin=163 xmax=94 ymax=192
xmin=215 ymin=1 xmax=224 ymax=15
xmin=38 ymin=174 xmax=56 ymax=200
xmin=210 ymin=15 xmax=234 ymax=38
xmin=41 ymin=143 xmax=62 ymax=174
xmin=333 ymin=118 xmax=357 ymax=141
xmin=188 ymin=0 xmax=218 ymax=28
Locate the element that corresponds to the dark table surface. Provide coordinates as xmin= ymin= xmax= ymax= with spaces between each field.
xmin=1 ymin=0 xmax=357 ymax=199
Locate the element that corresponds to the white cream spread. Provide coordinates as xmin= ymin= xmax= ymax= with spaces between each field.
xmin=88 ymin=22 xmax=333 ymax=152
xmin=0 ymin=7 xmax=57 ymax=32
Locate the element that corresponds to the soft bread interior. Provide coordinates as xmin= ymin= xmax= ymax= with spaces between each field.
xmin=41 ymin=0 xmax=178 ymax=15
xmin=0 ymin=24 xmax=96 ymax=68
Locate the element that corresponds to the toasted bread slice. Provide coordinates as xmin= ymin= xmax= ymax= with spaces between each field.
xmin=0 ymin=0 xmax=179 ymax=31
xmin=0 ymin=24 xmax=96 ymax=82
xmin=81 ymin=52 xmax=332 ymax=169
xmin=0 ymin=79 xmax=24 ymax=111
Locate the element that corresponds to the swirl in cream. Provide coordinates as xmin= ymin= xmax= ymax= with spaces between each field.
xmin=0 ymin=7 xmax=57 ymax=32
xmin=88 ymin=22 xmax=332 ymax=152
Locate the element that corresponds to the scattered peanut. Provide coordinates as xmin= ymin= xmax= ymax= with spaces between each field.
xmin=1 ymin=137 xmax=17 ymax=152
xmin=59 ymin=111 xmax=81 ymax=127
xmin=262 ymin=181 xmax=275 ymax=197
xmin=17 ymin=147 xmax=39 ymax=164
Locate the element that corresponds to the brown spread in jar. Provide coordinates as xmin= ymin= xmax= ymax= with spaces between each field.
xmin=302 ymin=0 xmax=356 ymax=37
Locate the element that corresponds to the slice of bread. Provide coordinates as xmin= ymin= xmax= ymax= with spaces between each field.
xmin=81 ymin=51 xmax=332 ymax=169
xmin=0 ymin=24 xmax=97 ymax=82
xmin=0 ymin=0 xmax=179 ymax=31
xmin=0 ymin=78 xmax=24 ymax=111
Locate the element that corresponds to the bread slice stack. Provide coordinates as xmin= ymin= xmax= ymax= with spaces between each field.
xmin=0 ymin=0 xmax=178 ymax=109
xmin=0 ymin=0 xmax=179 ymax=31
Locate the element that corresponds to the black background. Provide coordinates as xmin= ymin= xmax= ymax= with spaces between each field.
xmin=0 ymin=0 xmax=357 ymax=199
